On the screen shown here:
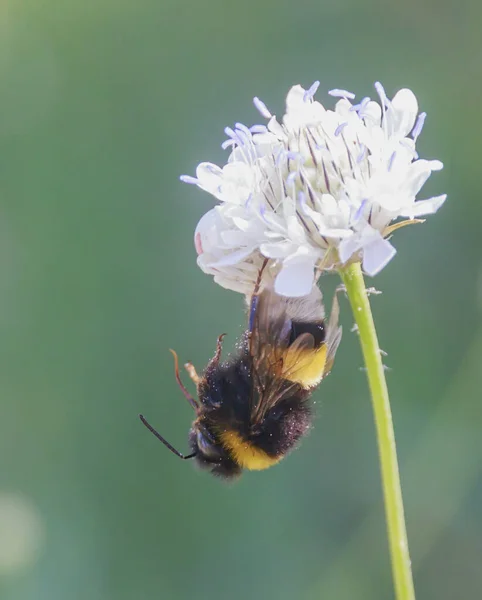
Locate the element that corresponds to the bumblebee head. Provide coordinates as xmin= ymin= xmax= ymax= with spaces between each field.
xmin=139 ymin=340 xmax=243 ymax=480
xmin=189 ymin=422 xmax=242 ymax=480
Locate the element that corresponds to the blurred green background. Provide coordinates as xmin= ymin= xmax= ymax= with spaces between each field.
xmin=1 ymin=0 xmax=481 ymax=599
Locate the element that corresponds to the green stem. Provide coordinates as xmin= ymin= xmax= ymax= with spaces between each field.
xmin=339 ymin=261 xmax=415 ymax=600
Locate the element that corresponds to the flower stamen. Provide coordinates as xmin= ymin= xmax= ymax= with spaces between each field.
xmin=303 ymin=81 xmax=320 ymax=102
xmin=329 ymin=88 xmax=356 ymax=100
xmin=253 ymin=96 xmax=272 ymax=119
xmin=411 ymin=112 xmax=426 ymax=141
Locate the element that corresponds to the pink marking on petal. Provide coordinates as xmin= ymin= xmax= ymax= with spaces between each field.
xmin=194 ymin=233 xmax=203 ymax=255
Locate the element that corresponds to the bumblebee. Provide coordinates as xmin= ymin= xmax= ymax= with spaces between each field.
xmin=139 ymin=266 xmax=342 ymax=480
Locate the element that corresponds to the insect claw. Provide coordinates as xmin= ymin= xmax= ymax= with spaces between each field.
xmin=214 ymin=333 xmax=227 ymax=363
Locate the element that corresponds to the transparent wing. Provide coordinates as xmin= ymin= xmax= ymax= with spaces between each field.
xmin=248 ymin=286 xmax=342 ymax=425
xmin=248 ymin=289 xmax=317 ymax=424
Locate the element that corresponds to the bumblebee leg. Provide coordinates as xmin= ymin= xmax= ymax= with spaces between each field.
xmin=184 ymin=362 xmax=201 ymax=385
xmin=213 ymin=333 xmax=226 ymax=364
xmin=252 ymin=257 xmax=269 ymax=296
xmin=205 ymin=333 xmax=227 ymax=374
xmin=169 ymin=349 xmax=199 ymax=410
xmin=139 ymin=415 xmax=197 ymax=460
xmin=248 ymin=258 xmax=269 ymax=332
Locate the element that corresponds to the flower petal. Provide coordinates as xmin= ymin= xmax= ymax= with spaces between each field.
xmin=400 ymin=194 xmax=447 ymax=218
xmin=362 ymin=101 xmax=382 ymax=126
xmin=183 ymin=81 xmax=445 ymax=291
xmin=386 ymin=88 xmax=418 ymax=137
xmin=338 ymin=233 xmax=361 ymax=264
xmin=194 ymin=209 xmax=220 ymax=254
xmin=302 ymin=203 xmax=353 ymax=239
xmin=362 ymin=235 xmax=397 ymax=276
xmin=260 ymin=240 xmax=295 ymax=259
xmin=285 ymin=85 xmax=306 ymax=111
xmin=274 ymin=250 xmax=318 ymax=297
xmin=210 ymin=246 xmax=256 ymax=267
xmin=195 ymin=162 xmax=223 ymax=195
xmin=213 ymin=274 xmax=253 ymax=294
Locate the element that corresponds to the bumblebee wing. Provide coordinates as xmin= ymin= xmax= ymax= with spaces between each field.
xmin=248 ymin=286 xmax=342 ymax=424
xmin=248 ymin=289 xmax=319 ymax=424
xmin=324 ymin=291 xmax=343 ymax=376
xmin=249 ymin=289 xmax=290 ymax=359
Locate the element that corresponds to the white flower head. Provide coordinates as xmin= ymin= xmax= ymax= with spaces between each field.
xmin=182 ymin=81 xmax=446 ymax=297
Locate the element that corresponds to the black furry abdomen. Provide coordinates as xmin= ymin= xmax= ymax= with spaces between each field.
xmin=199 ymin=353 xmax=313 ymax=462
xmin=248 ymin=395 xmax=312 ymax=457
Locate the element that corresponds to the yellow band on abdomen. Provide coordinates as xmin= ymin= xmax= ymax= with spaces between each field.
xmin=220 ymin=429 xmax=281 ymax=471
xmin=280 ymin=344 xmax=328 ymax=388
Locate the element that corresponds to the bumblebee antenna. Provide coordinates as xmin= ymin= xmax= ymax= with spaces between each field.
xmin=139 ymin=414 xmax=197 ymax=460
xmin=169 ymin=349 xmax=199 ymax=410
